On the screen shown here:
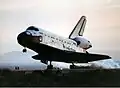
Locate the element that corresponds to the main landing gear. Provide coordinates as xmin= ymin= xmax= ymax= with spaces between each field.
xmin=47 ymin=61 xmax=53 ymax=69
xmin=70 ymin=62 xmax=76 ymax=69
xmin=46 ymin=61 xmax=62 ymax=75
xmin=22 ymin=47 xmax=27 ymax=53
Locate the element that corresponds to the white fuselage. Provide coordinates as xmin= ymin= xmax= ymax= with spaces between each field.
xmin=25 ymin=27 xmax=92 ymax=52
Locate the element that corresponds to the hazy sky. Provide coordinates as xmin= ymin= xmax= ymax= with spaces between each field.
xmin=0 ymin=0 xmax=120 ymax=58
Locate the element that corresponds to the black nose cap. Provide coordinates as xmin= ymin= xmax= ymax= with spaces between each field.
xmin=17 ymin=32 xmax=25 ymax=42
xmin=17 ymin=32 xmax=27 ymax=47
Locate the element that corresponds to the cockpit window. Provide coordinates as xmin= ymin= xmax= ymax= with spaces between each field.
xmin=26 ymin=26 xmax=39 ymax=31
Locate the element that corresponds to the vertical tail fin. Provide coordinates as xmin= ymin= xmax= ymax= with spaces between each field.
xmin=69 ymin=16 xmax=87 ymax=39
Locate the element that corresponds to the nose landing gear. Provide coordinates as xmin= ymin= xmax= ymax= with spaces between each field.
xmin=22 ymin=48 xmax=27 ymax=53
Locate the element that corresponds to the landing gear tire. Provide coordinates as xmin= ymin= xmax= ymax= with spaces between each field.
xmin=47 ymin=65 xmax=53 ymax=69
xmin=22 ymin=48 xmax=27 ymax=53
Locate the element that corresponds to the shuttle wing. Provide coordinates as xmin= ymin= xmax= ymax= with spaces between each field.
xmin=32 ymin=44 xmax=111 ymax=63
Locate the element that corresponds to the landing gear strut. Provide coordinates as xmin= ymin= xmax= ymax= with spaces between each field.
xmin=70 ymin=62 xmax=76 ymax=69
xmin=86 ymin=51 xmax=89 ymax=54
xmin=22 ymin=48 xmax=27 ymax=53
xmin=47 ymin=61 xmax=53 ymax=69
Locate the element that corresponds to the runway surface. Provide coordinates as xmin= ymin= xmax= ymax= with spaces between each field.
xmin=0 ymin=68 xmax=120 ymax=87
